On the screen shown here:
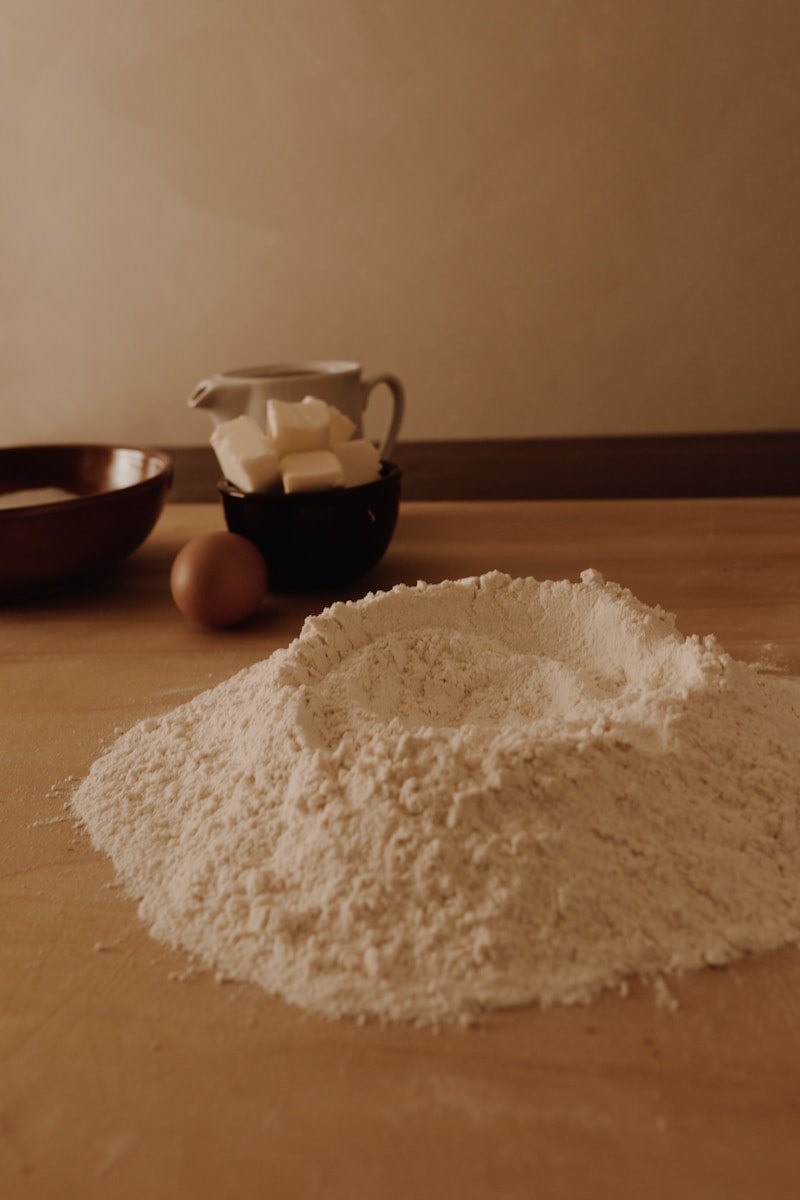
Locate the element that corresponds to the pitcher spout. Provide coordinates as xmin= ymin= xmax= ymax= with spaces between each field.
xmin=187 ymin=378 xmax=242 ymax=426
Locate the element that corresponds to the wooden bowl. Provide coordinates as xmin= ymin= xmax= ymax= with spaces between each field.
xmin=0 ymin=444 xmax=173 ymax=601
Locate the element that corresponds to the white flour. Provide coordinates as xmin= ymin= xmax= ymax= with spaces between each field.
xmin=72 ymin=570 xmax=800 ymax=1026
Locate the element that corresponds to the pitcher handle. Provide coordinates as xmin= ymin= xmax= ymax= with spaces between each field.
xmin=362 ymin=373 xmax=405 ymax=460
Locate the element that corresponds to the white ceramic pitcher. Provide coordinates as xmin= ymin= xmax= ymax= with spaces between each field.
xmin=188 ymin=361 xmax=405 ymax=459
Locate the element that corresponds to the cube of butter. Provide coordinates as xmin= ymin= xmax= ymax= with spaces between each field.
xmin=267 ymin=396 xmax=330 ymax=458
xmin=281 ymin=449 xmax=345 ymax=494
xmin=210 ymin=415 xmax=282 ymax=493
xmin=328 ymin=404 xmax=357 ymax=446
xmin=333 ymin=438 xmax=381 ymax=488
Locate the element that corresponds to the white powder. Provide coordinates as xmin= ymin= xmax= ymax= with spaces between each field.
xmin=72 ymin=570 xmax=800 ymax=1026
xmin=0 ymin=486 xmax=79 ymax=509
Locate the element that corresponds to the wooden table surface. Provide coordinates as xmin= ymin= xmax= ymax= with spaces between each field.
xmin=2 ymin=498 xmax=800 ymax=1200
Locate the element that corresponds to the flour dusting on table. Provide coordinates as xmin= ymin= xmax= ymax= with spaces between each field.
xmin=72 ymin=570 xmax=800 ymax=1025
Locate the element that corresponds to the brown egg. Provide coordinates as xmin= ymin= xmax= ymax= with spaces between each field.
xmin=170 ymin=531 xmax=268 ymax=628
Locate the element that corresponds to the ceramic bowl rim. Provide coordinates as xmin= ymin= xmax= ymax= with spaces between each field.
xmin=216 ymin=459 xmax=401 ymax=503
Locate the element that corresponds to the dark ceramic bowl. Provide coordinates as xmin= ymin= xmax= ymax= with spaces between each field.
xmin=219 ymin=462 xmax=402 ymax=591
xmin=0 ymin=444 xmax=173 ymax=602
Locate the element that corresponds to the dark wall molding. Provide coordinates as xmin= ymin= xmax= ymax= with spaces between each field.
xmin=164 ymin=431 xmax=799 ymax=503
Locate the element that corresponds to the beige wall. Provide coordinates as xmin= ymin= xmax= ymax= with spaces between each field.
xmin=3 ymin=0 xmax=799 ymax=447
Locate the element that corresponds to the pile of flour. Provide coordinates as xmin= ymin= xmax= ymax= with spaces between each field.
xmin=72 ymin=570 xmax=800 ymax=1025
